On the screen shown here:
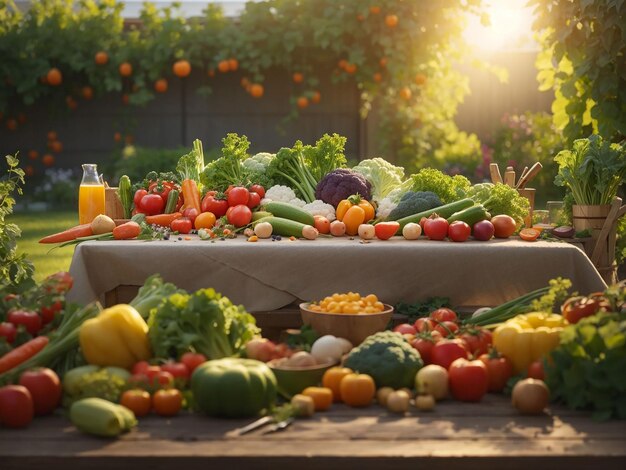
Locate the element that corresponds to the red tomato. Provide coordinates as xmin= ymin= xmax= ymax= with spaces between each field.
xmin=393 ymin=323 xmax=417 ymax=335
xmin=479 ymin=353 xmax=513 ymax=392
xmin=433 ymin=321 xmax=459 ymax=337
xmin=140 ymin=194 xmax=165 ymax=215
xmin=180 ymin=352 xmax=206 ymax=373
xmin=424 ymin=217 xmax=449 ymax=240
xmin=249 ymin=184 xmax=265 ymax=198
xmin=430 ymin=308 xmax=457 ymax=323
xmin=491 ymin=215 xmax=516 ymax=238
xmin=527 ymin=360 xmax=545 ymax=380
xmin=182 ymin=207 xmax=199 ymax=225
xmin=430 ymin=339 xmax=468 ymax=370
xmin=0 ymin=385 xmax=34 ymax=428
xmin=247 ymin=192 xmax=261 ymax=209
xmin=411 ymin=336 xmax=436 ymax=364
xmin=201 ymin=194 xmax=228 ymax=217
xmin=134 ymin=189 xmax=148 ymax=209
xmin=161 ymin=362 xmax=190 ymax=381
xmin=313 ymin=215 xmax=331 ymax=234
xmin=227 ymin=187 xmax=250 ymax=207
xmin=0 ymin=322 xmax=17 ymax=344
xmin=170 ymin=217 xmax=192 ymax=234
xmin=43 ymin=271 xmax=73 ymax=293
xmin=132 ymin=361 xmax=151 ymax=375
xmin=459 ymin=328 xmax=493 ymax=357
xmin=152 ymin=370 xmax=174 ymax=387
xmin=448 ymin=221 xmax=471 ymax=242
xmin=448 ymin=358 xmax=489 ymax=402
xmin=143 ymin=365 xmax=162 ymax=380
xmin=413 ymin=317 xmax=434 ymax=333
xmin=8 ymin=310 xmax=42 ymax=335
xmin=374 ymin=222 xmax=400 ymax=240
xmin=227 ymin=204 xmax=252 ymax=227
xmin=18 ymin=368 xmax=61 ymax=415
xmin=40 ymin=298 xmax=63 ymax=325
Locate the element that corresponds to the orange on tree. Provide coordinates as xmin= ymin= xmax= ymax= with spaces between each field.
xmin=250 ymin=83 xmax=264 ymax=98
xmin=95 ymin=51 xmax=109 ymax=65
xmin=24 ymin=165 xmax=35 ymax=177
xmin=370 ymin=6 xmax=381 ymax=14
xmin=241 ymin=77 xmax=250 ymax=88
xmin=296 ymin=96 xmax=309 ymax=109
xmin=338 ymin=59 xmax=348 ymax=70
xmin=47 ymin=68 xmax=62 ymax=86
xmin=415 ymin=73 xmax=427 ymax=86
xmin=173 ymin=60 xmax=191 ymax=78
xmin=154 ymin=78 xmax=168 ymax=93
xmin=81 ymin=86 xmax=94 ymax=100
xmin=344 ymin=63 xmax=357 ymax=74
xmin=17 ymin=113 xmax=26 ymax=124
xmin=119 ymin=62 xmax=133 ymax=77
xmin=228 ymin=58 xmax=239 ymax=71
xmin=125 ymin=134 xmax=134 ymax=145
xmin=379 ymin=57 xmax=388 ymax=67
xmin=339 ymin=373 xmax=376 ymax=407
xmin=114 ymin=132 xmax=122 ymax=142
xmin=195 ymin=212 xmax=216 ymax=230
xmin=49 ymin=140 xmax=63 ymax=154
xmin=399 ymin=86 xmax=412 ymax=101
xmin=6 ymin=118 xmax=17 ymax=131
xmin=385 ymin=14 xmax=398 ymax=27
xmin=356 ymin=14 xmax=365 ymax=21
xmin=373 ymin=72 xmax=382 ymax=83
xmin=28 ymin=150 xmax=39 ymax=161
xmin=292 ymin=72 xmax=304 ymax=84
xmin=121 ymin=94 xmax=129 ymax=105
xmin=207 ymin=68 xmax=215 ymax=77
xmin=42 ymin=154 xmax=55 ymax=167
xmin=66 ymin=96 xmax=77 ymax=110
xmin=217 ymin=60 xmax=230 ymax=73
xmin=311 ymin=90 xmax=321 ymax=104
xmin=47 ymin=130 xmax=57 ymax=141
xmin=322 ymin=367 xmax=353 ymax=402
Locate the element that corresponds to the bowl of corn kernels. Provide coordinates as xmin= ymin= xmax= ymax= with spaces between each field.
xmin=300 ymin=292 xmax=393 ymax=345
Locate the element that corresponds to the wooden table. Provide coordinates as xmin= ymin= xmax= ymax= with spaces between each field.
xmin=2 ymin=395 xmax=625 ymax=469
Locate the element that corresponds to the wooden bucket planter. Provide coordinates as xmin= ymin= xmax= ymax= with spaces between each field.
xmin=572 ymin=204 xmax=611 ymax=239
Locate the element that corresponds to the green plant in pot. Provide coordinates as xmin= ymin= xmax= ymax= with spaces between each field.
xmin=554 ymin=135 xmax=626 ymax=238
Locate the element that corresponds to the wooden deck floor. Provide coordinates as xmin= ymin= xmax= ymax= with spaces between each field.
xmin=2 ymin=394 xmax=625 ymax=470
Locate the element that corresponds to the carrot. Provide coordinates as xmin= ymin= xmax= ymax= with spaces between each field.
xmin=113 ymin=221 xmax=142 ymax=240
xmin=39 ymin=223 xmax=93 ymax=244
xmin=0 ymin=336 xmax=49 ymax=374
xmin=145 ymin=212 xmax=182 ymax=227
xmin=181 ymin=179 xmax=201 ymax=213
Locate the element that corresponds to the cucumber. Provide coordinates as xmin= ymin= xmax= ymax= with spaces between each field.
xmin=117 ymin=175 xmax=133 ymax=219
xmin=131 ymin=213 xmax=146 ymax=224
xmin=254 ymin=216 xmax=307 ymax=238
xmin=252 ymin=211 xmax=273 ymax=221
xmin=447 ymin=204 xmax=490 ymax=226
xmin=394 ymin=198 xmax=474 ymax=232
xmin=70 ymin=398 xmax=136 ymax=437
xmin=263 ymin=201 xmax=314 ymax=225
xmin=164 ymin=189 xmax=179 ymax=214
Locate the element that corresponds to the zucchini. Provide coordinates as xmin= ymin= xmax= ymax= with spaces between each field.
xmin=394 ymin=198 xmax=474 ymax=232
xmin=254 ymin=216 xmax=306 ymax=238
xmin=263 ymin=201 xmax=314 ymax=225
xmin=164 ymin=189 xmax=179 ymax=214
xmin=252 ymin=210 xmax=273 ymax=221
xmin=117 ymin=175 xmax=133 ymax=219
xmin=447 ymin=204 xmax=490 ymax=226
xmin=70 ymin=397 xmax=136 ymax=437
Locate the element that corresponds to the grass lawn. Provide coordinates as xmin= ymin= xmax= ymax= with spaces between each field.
xmin=10 ymin=211 xmax=77 ymax=282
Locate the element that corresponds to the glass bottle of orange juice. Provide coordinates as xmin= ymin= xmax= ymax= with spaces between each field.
xmin=78 ymin=164 xmax=105 ymax=224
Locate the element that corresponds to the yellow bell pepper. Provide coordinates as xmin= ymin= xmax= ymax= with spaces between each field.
xmin=79 ymin=304 xmax=151 ymax=369
xmin=493 ymin=312 xmax=567 ymax=374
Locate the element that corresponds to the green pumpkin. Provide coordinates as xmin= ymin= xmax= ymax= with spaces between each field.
xmin=191 ymin=358 xmax=277 ymax=418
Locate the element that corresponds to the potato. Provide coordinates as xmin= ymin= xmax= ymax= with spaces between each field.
xmin=91 ymin=214 xmax=116 ymax=234
xmin=287 ymin=351 xmax=317 ymax=367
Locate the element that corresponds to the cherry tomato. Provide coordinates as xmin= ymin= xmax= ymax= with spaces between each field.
xmin=247 ymin=191 xmax=261 ymax=209
xmin=40 ymin=298 xmax=63 ymax=325
xmin=430 ymin=308 xmax=457 ymax=323
xmin=374 ymin=221 xmax=400 ymax=240
xmin=479 ymin=353 xmax=513 ymax=392
xmin=448 ymin=358 xmax=489 ymax=402
xmin=249 ymin=184 xmax=265 ymax=198
xmin=491 ymin=215 xmax=516 ymax=238
xmin=134 ymin=189 xmax=148 ymax=209
xmin=227 ymin=204 xmax=252 ymax=227
xmin=430 ymin=339 xmax=468 ymax=370
xmin=161 ymin=362 xmax=190 ymax=381
xmin=413 ymin=318 xmax=434 ymax=333
xmin=411 ymin=336 xmax=436 ymax=364
xmin=43 ymin=271 xmax=73 ymax=293
xmin=393 ymin=323 xmax=417 ymax=335
xmin=313 ymin=215 xmax=331 ymax=234
xmin=201 ymin=194 xmax=228 ymax=217
xmin=0 ymin=385 xmax=34 ymax=428
xmin=8 ymin=310 xmax=42 ymax=335
xmin=182 ymin=207 xmax=199 ymax=225
xmin=152 ymin=388 xmax=183 ymax=417
xmin=448 ymin=221 xmax=471 ymax=242
xmin=180 ymin=352 xmax=206 ymax=373
xmin=519 ymin=228 xmax=540 ymax=241
xmin=170 ymin=217 xmax=192 ymax=234
xmin=527 ymin=360 xmax=545 ymax=380
xmin=132 ymin=361 xmax=151 ymax=375
xmin=120 ymin=389 xmax=152 ymax=417
xmin=433 ymin=320 xmax=459 ymax=337
xmin=227 ymin=187 xmax=250 ymax=207
xmin=18 ymin=368 xmax=61 ymax=415
xmin=140 ymin=194 xmax=165 ymax=216
xmin=0 ymin=322 xmax=17 ymax=344
xmin=424 ymin=217 xmax=449 ymax=240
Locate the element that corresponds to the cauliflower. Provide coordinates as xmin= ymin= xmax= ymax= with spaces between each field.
xmin=261 ymin=185 xmax=306 ymax=207
xmin=344 ymin=331 xmax=423 ymax=389
xmin=303 ymin=200 xmax=336 ymax=221
xmin=375 ymin=197 xmax=398 ymax=220
xmin=242 ymin=152 xmax=274 ymax=173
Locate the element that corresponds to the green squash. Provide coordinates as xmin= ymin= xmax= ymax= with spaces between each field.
xmin=191 ymin=358 xmax=277 ymax=418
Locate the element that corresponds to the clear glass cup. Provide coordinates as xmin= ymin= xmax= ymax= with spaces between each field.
xmin=78 ymin=164 xmax=105 ymax=224
xmin=547 ymin=201 xmax=565 ymax=226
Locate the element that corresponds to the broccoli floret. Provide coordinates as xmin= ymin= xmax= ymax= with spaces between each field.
xmin=344 ymin=331 xmax=423 ymax=389
xmin=387 ymin=191 xmax=442 ymax=220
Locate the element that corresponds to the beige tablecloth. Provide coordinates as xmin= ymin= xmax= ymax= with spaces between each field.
xmin=67 ymin=236 xmax=607 ymax=311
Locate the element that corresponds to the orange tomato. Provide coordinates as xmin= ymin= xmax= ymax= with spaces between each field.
xmin=173 ymin=60 xmax=191 ymax=78
xmin=42 ymin=154 xmax=55 ymax=167
xmin=195 ymin=212 xmax=216 ymax=230
xmin=46 ymin=68 xmax=62 ymax=86
xmin=311 ymin=91 xmax=321 ymax=104
xmin=120 ymin=389 xmax=151 ymax=417
xmin=154 ymin=78 xmax=168 ymax=93
xmin=296 ymin=96 xmax=309 ymax=109
xmin=94 ymin=51 xmax=109 ymax=65
xmin=322 ymin=367 xmax=353 ymax=402
xmin=313 ymin=215 xmax=330 ymax=234
xmin=119 ymin=62 xmax=133 ymax=77
xmin=228 ymin=58 xmax=239 ymax=71
xmin=415 ymin=73 xmax=427 ymax=86
xmin=81 ymin=86 xmax=94 ymax=100
xmin=301 ymin=387 xmax=333 ymax=411
xmin=519 ymin=228 xmax=540 ymax=241
xmin=339 ymin=373 xmax=376 ymax=407
xmin=373 ymin=72 xmax=382 ymax=83
xmin=250 ymin=83 xmax=264 ymax=98
xmin=385 ymin=14 xmax=398 ymax=27
xmin=152 ymin=389 xmax=182 ymax=417
xmin=399 ymin=86 xmax=412 ymax=100
xmin=217 ymin=60 xmax=230 ymax=73
xmin=293 ymin=72 xmax=304 ymax=84
xmin=343 ymin=205 xmax=366 ymax=236
xmin=370 ymin=6 xmax=381 ymax=15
